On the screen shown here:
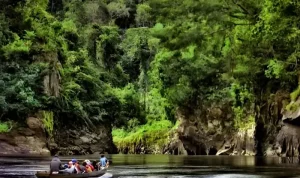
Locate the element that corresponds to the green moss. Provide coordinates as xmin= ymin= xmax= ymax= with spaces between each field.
xmin=112 ymin=120 xmax=176 ymax=153
xmin=0 ymin=122 xmax=10 ymax=133
xmin=286 ymin=102 xmax=300 ymax=112
xmin=41 ymin=111 xmax=54 ymax=137
xmin=290 ymin=85 xmax=300 ymax=102
xmin=285 ymin=86 xmax=300 ymax=112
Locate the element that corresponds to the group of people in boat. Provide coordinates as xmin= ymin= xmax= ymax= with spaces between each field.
xmin=50 ymin=154 xmax=109 ymax=175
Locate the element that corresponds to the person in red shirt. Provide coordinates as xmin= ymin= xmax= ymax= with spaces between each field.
xmin=84 ymin=160 xmax=94 ymax=171
xmin=83 ymin=162 xmax=92 ymax=173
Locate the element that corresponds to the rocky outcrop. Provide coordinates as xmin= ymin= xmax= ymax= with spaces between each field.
xmin=0 ymin=116 xmax=116 ymax=156
xmin=266 ymin=97 xmax=300 ymax=157
xmin=270 ymin=122 xmax=300 ymax=157
xmin=0 ymin=117 xmax=50 ymax=156
xmin=51 ymin=124 xmax=116 ymax=155
xmin=252 ymin=89 xmax=300 ymax=158
xmin=158 ymin=91 xmax=300 ymax=157
xmin=167 ymin=105 xmax=255 ymax=156
xmin=215 ymin=126 xmax=255 ymax=156
xmin=164 ymin=131 xmax=188 ymax=155
xmin=282 ymin=99 xmax=300 ymax=121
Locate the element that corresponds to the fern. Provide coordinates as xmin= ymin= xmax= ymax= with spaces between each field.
xmin=41 ymin=111 xmax=54 ymax=137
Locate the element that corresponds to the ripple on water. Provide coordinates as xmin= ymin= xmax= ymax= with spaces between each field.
xmin=116 ymin=175 xmax=272 ymax=178
xmin=2 ymin=155 xmax=300 ymax=178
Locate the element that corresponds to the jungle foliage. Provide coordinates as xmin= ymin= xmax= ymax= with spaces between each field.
xmin=0 ymin=0 xmax=299 ymax=150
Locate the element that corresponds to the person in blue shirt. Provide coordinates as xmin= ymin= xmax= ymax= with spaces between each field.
xmin=99 ymin=155 xmax=109 ymax=169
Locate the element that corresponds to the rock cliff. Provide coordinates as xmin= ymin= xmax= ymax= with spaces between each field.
xmin=165 ymin=92 xmax=300 ymax=157
xmin=0 ymin=117 xmax=50 ymax=156
xmin=166 ymin=104 xmax=255 ymax=156
xmin=267 ymin=97 xmax=300 ymax=157
xmin=51 ymin=123 xmax=116 ymax=155
xmin=0 ymin=117 xmax=115 ymax=156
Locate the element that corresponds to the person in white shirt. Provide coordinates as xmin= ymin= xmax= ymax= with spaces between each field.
xmin=61 ymin=161 xmax=75 ymax=174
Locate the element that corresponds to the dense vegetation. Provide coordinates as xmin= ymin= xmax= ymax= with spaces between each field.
xmin=0 ymin=0 xmax=299 ymax=153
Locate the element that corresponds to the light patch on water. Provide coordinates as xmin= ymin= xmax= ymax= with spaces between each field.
xmin=116 ymin=175 xmax=271 ymax=178
xmin=207 ymin=174 xmax=272 ymax=178
xmin=117 ymin=175 xmax=273 ymax=178
xmin=99 ymin=173 xmax=113 ymax=178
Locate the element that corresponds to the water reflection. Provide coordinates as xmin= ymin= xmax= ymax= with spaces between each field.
xmin=1 ymin=155 xmax=300 ymax=177
xmin=280 ymin=157 xmax=300 ymax=164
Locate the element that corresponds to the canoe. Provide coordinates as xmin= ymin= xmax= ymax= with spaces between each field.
xmin=35 ymin=169 xmax=107 ymax=178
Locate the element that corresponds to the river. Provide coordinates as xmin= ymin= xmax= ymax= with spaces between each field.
xmin=1 ymin=155 xmax=300 ymax=178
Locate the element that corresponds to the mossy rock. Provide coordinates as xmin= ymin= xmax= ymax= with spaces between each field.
xmin=291 ymin=86 xmax=300 ymax=102
xmin=282 ymin=99 xmax=300 ymax=120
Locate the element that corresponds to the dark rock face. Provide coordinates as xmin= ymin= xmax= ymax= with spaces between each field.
xmin=273 ymin=122 xmax=300 ymax=157
xmin=164 ymin=131 xmax=188 ymax=155
xmin=254 ymin=91 xmax=288 ymax=156
xmin=0 ymin=117 xmax=50 ymax=156
xmin=51 ymin=124 xmax=116 ymax=155
xmin=166 ymin=92 xmax=300 ymax=157
xmin=167 ymin=105 xmax=255 ymax=156
xmin=0 ymin=116 xmax=116 ymax=156
xmin=266 ymin=97 xmax=300 ymax=157
xmin=254 ymin=91 xmax=300 ymax=157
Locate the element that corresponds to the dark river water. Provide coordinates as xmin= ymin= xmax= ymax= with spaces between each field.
xmin=1 ymin=155 xmax=300 ymax=178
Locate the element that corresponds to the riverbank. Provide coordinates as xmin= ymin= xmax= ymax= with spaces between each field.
xmin=0 ymin=109 xmax=298 ymax=158
xmin=111 ymin=98 xmax=300 ymax=157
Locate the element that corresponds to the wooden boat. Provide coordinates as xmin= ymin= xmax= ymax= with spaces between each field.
xmin=35 ymin=169 xmax=107 ymax=178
